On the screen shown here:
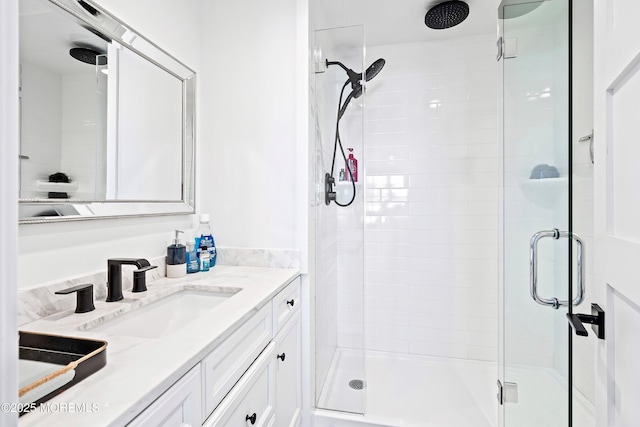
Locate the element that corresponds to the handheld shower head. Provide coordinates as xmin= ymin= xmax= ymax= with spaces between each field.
xmin=326 ymin=58 xmax=386 ymax=99
xmin=364 ymin=58 xmax=385 ymax=82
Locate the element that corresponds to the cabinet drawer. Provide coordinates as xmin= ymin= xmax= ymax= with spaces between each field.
xmin=128 ymin=364 xmax=201 ymax=427
xmin=203 ymin=343 xmax=276 ymax=427
xmin=202 ymin=303 xmax=272 ymax=419
xmin=272 ymin=278 xmax=300 ymax=337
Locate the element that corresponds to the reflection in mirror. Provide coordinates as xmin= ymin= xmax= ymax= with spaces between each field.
xmin=18 ymin=0 xmax=196 ymax=223
xmin=19 ymin=0 xmax=108 ymax=200
xmin=111 ymin=47 xmax=182 ymax=200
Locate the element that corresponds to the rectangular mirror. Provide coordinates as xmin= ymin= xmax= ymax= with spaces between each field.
xmin=18 ymin=0 xmax=196 ymax=223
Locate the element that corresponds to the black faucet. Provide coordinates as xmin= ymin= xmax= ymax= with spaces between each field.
xmin=106 ymin=258 xmax=156 ymax=302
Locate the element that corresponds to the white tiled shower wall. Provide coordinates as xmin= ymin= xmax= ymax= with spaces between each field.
xmin=19 ymin=64 xmax=98 ymax=200
xmin=336 ymin=34 xmax=500 ymax=361
xmin=61 ymin=73 xmax=99 ymax=199
xmin=19 ymin=64 xmax=62 ymax=199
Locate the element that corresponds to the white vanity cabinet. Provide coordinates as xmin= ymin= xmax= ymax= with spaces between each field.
xmin=206 ymin=277 xmax=301 ymax=427
xmin=129 ymin=277 xmax=301 ymax=427
xmin=128 ymin=364 xmax=202 ymax=427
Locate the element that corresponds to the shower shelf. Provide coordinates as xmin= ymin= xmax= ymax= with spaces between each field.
xmin=520 ymin=176 xmax=568 ymax=185
xmin=36 ymin=180 xmax=78 ymax=192
xmin=519 ymin=177 xmax=568 ymax=203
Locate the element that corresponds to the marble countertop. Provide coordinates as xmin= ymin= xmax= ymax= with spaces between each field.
xmin=19 ymin=265 xmax=300 ymax=427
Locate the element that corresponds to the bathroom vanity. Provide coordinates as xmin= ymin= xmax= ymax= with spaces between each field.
xmin=19 ymin=266 xmax=301 ymax=427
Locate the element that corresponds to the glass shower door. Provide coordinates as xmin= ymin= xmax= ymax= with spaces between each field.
xmin=313 ymin=25 xmax=366 ymax=416
xmin=500 ymin=0 xmax=573 ymax=426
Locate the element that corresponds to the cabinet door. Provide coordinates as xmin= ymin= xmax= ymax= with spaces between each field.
xmin=128 ymin=364 xmax=201 ymax=427
xmin=275 ymin=313 xmax=301 ymax=427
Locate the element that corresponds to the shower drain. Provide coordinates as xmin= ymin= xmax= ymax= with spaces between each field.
xmin=348 ymin=379 xmax=364 ymax=390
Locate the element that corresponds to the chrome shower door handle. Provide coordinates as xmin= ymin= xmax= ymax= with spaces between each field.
xmin=529 ymin=229 xmax=584 ymax=309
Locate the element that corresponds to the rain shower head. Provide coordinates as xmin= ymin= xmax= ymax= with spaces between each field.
xmin=425 ymin=1 xmax=469 ymax=29
xmin=69 ymin=47 xmax=105 ymax=65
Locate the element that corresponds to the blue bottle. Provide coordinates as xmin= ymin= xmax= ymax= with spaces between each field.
xmin=195 ymin=214 xmax=217 ymax=267
xmin=185 ymin=238 xmax=200 ymax=274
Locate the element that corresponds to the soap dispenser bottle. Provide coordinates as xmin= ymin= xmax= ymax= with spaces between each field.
xmin=166 ymin=230 xmax=186 ymax=278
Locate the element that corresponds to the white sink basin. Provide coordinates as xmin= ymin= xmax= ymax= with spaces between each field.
xmin=87 ymin=290 xmax=237 ymax=338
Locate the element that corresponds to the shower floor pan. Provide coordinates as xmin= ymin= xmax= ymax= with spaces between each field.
xmin=315 ymin=348 xmax=594 ymax=427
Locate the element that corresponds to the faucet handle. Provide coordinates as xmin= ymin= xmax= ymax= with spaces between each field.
xmin=132 ymin=265 xmax=158 ymax=293
xmin=55 ymin=284 xmax=95 ymax=313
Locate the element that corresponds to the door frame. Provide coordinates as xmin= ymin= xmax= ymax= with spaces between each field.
xmin=0 ymin=0 xmax=20 ymax=425
xmin=593 ymin=0 xmax=640 ymax=425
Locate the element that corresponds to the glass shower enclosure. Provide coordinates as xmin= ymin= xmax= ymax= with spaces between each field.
xmin=312 ymin=2 xmax=595 ymax=425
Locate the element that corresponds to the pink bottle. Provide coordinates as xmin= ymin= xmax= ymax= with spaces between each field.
xmin=346 ymin=148 xmax=358 ymax=182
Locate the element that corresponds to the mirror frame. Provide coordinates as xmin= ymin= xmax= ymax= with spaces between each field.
xmin=19 ymin=0 xmax=196 ymax=224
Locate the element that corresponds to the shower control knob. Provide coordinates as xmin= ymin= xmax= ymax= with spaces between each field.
xmin=277 ymin=353 xmax=286 ymax=361
xmin=287 ymin=299 xmax=295 ymax=307
xmin=246 ymin=413 xmax=257 ymax=425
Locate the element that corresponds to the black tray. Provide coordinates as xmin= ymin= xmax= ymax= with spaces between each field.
xmin=18 ymin=331 xmax=107 ymax=416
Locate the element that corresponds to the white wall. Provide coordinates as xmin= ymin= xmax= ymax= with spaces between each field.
xmin=18 ymin=0 xmax=203 ymax=288
xmin=199 ymin=0 xmax=310 ymax=417
xmin=199 ymin=0 xmax=300 ymax=250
